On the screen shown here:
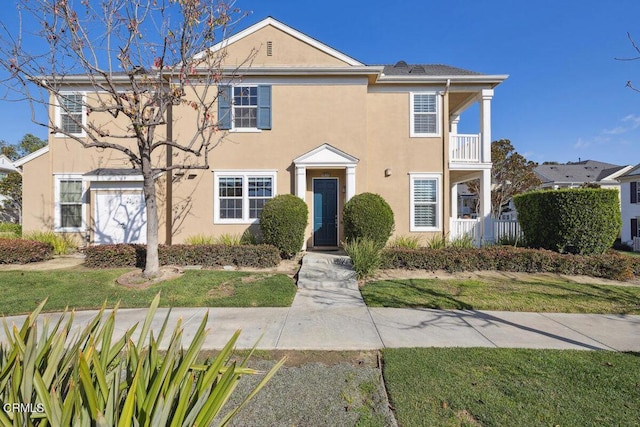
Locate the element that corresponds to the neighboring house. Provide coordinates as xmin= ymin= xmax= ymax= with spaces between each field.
xmin=0 ymin=154 xmax=19 ymax=223
xmin=534 ymin=160 xmax=632 ymax=191
xmin=16 ymin=17 xmax=507 ymax=247
xmin=617 ymin=164 xmax=640 ymax=246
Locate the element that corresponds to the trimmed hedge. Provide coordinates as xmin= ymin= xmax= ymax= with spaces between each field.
xmin=343 ymin=193 xmax=395 ymax=248
xmin=381 ymin=246 xmax=635 ymax=281
xmin=0 ymin=238 xmax=53 ymax=264
xmin=84 ymin=244 xmax=281 ymax=269
xmin=260 ymin=194 xmax=308 ymax=259
xmin=513 ymin=188 xmax=621 ymax=255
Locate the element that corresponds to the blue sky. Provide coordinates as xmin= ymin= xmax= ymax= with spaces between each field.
xmin=1 ymin=0 xmax=639 ymax=166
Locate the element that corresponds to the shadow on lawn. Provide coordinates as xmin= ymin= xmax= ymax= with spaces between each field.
xmin=362 ymin=279 xmax=473 ymax=310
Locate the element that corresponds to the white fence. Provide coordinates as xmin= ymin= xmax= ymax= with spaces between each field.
xmin=449 ymin=218 xmax=522 ymax=246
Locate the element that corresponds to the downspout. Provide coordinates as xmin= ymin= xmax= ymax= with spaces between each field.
xmin=442 ymin=79 xmax=451 ymax=239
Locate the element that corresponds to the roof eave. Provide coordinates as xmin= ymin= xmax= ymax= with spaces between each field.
xmin=376 ymin=74 xmax=509 ymax=85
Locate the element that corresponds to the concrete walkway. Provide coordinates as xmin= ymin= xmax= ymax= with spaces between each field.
xmin=1 ymin=252 xmax=639 ymax=351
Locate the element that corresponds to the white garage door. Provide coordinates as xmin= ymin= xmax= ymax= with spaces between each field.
xmin=94 ymin=191 xmax=147 ymax=244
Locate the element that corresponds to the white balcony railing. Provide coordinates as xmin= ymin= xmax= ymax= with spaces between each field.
xmin=450 ymin=133 xmax=481 ymax=163
xmin=449 ymin=218 xmax=481 ymax=247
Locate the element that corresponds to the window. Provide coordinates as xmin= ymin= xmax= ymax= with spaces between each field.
xmin=57 ymin=93 xmax=85 ymax=135
xmin=410 ymin=92 xmax=439 ymax=137
xmin=632 ymin=182 xmax=640 ymax=204
xmin=54 ymin=174 xmax=85 ymax=231
xmin=233 ymin=86 xmax=258 ymax=128
xmin=410 ymin=174 xmax=441 ymax=231
xmin=214 ymin=171 xmax=276 ymax=223
xmin=218 ymin=85 xmax=271 ymax=131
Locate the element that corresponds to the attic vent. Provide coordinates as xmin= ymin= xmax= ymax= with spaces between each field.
xmin=394 ymin=60 xmax=408 ymax=68
xmin=266 ymin=41 xmax=273 ymax=56
xmin=409 ymin=65 xmax=425 ymax=74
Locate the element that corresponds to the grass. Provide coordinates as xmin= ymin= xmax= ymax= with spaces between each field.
xmin=361 ymin=276 xmax=640 ymax=314
xmin=0 ymin=268 xmax=296 ymax=315
xmin=383 ymin=347 xmax=640 ymax=427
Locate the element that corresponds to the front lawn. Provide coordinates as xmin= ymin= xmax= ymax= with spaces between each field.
xmin=361 ymin=276 xmax=640 ymax=314
xmin=383 ymin=347 xmax=640 ymax=427
xmin=0 ymin=268 xmax=296 ymax=315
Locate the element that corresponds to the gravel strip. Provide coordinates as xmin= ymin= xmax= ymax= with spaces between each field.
xmin=216 ymin=359 xmax=397 ymax=426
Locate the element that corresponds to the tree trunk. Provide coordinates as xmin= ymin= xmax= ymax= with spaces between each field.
xmin=141 ymin=159 xmax=160 ymax=278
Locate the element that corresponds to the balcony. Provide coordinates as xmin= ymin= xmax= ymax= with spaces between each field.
xmin=450 ymin=133 xmax=481 ymax=163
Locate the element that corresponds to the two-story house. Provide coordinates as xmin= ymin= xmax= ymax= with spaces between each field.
xmin=16 ymin=17 xmax=507 ymax=248
xmin=617 ymin=163 xmax=640 ymax=247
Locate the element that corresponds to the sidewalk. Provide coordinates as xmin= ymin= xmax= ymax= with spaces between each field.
xmin=2 ymin=306 xmax=638 ymax=351
xmin=1 ymin=252 xmax=638 ymax=351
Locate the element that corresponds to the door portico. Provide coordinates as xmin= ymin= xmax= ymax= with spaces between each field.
xmin=293 ymin=143 xmax=359 ymax=248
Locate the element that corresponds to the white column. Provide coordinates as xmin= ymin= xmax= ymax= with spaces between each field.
xmin=480 ymin=168 xmax=493 ymax=245
xmin=451 ymin=183 xmax=458 ymax=219
xmin=346 ymin=166 xmax=356 ymax=201
xmin=295 ymin=166 xmax=306 ymax=200
xmin=479 ymin=89 xmax=493 ymax=163
xmin=450 ymin=114 xmax=460 ymax=135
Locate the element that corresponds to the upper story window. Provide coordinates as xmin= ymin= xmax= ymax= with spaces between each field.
xmin=56 ymin=93 xmax=85 ymax=136
xmin=218 ymin=85 xmax=271 ymax=131
xmin=631 ymin=182 xmax=640 ymax=204
xmin=410 ymin=92 xmax=439 ymax=137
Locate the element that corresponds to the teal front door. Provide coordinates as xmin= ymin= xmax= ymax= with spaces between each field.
xmin=313 ymin=178 xmax=338 ymax=246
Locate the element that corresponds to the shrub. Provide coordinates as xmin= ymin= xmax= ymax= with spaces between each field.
xmin=184 ymin=234 xmax=216 ymax=245
xmin=388 ymin=234 xmax=422 ymax=249
xmin=0 ymin=295 xmax=283 ymax=426
xmin=22 ymin=230 xmax=78 ymax=255
xmin=344 ymin=238 xmax=383 ymax=279
xmin=449 ymin=234 xmax=475 ymax=249
xmin=514 ymin=188 xmax=621 ymax=255
xmin=0 ymin=222 xmax=21 ymax=237
xmin=84 ymin=244 xmax=280 ymax=269
xmin=343 ymin=192 xmax=394 ymax=248
xmin=0 ymin=238 xmax=53 ymax=264
xmin=260 ymin=194 xmax=308 ymax=259
xmin=380 ymin=246 xmax=634 ymax=281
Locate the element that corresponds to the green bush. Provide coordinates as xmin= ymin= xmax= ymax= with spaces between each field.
xmin=343 ymin=193 xmax=394 ymax=248
xmin=344 ymin=238 xmax=383 ymax=279
xmin=380 ymin=247 xmax=634 ymax=281
xmin=22 ymin=230 xmax=78 ymax=255
xmin=514 ymin=189 xmax=621 ymax=255
xmin=0 ymin=222 xmax=21 ymax=237
xmin=0 ymin=238 xmax=53 ymax=264
xmin=0 ymin=294 xmax=283 ymax=426
xmin=260 ymin=194 xmax=308 ymax=259
xmin=84 ymin=244 xmax=281 ymax=269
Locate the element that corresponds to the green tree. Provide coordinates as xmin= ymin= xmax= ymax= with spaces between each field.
xmin=16 ymin=134 xmax=46 ymax=158
xmin=0 ymin=172 xmax=21 ymax=223
xmin=467 ymin=139 xmax=540 ymax=218
xmin=0 ymin=1 xmax=253 ymax=278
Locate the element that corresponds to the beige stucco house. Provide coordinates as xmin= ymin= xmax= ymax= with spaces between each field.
xmin=16 ymin=17 xmax=507 ymax=248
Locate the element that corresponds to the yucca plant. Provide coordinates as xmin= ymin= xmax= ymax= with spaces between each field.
xmin=449 ymin=234 xmax=475 ymax=248
xmin=387 ymin=234 xmax=422 ymax=249
xmin=22 ymin=231 xmax=78 ymax=255
xmin=184 ymin=234 xmax=216 ymax=245
xmin=0 ymin=294 xmax=284 ymax=426
xmin=344 ymin=237 xmax=382 ymax=280
xmin=426 ymin=233 xmax=448 ymax=249
xmin=214 ymin=233 xmax=243 ymax=246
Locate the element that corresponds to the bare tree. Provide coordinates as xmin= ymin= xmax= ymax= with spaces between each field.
xmin=0 ymin=0 xmax=255 ymax=277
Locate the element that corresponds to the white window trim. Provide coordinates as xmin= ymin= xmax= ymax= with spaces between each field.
xmin=54 ymin=173 xmax=87 ymax=232
xmin=213 ymin=170 xmax=277 ymax=224
xmin=54 ymin=92 xmax=87 ymax=137
xmin=409 ymin=173 xmax=441 ymax=232
xmin=635 ymin=182 xmax=640 ymax=204
xmin=409 ymin=92 xmax=441 ymax=138
xmin=230 ymin=85 xmax=262 ymax=133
